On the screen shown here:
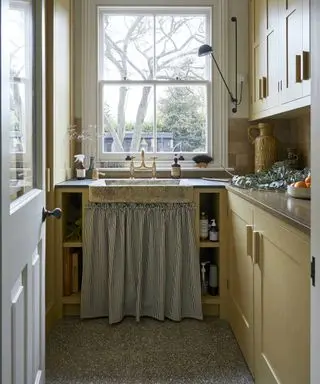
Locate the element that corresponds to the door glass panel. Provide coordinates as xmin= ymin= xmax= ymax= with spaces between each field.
xmin=9 ymin=0 xmax=34 ymax=201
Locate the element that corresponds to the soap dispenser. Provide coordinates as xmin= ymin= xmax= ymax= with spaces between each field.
xmin=74 ymin=154 xmax=86 ymax=180
xmin=171 ymin=154 xmax=181 ymax=179
xmin=209 ymin=219 xmax=219 ymax=242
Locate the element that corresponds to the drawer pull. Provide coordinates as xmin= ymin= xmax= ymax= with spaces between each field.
xmin=296 ymin=55 xmax=302 ymax=83
xmin=253 ymin=231 xmax=260 ymax=267
xmin=303 ymin=51 xmax=310 ymax=80
xmin=259 ymin=78 xmax=263 ymax=100
xmin=262 ymin=76 xmax=267 ymax=98
xmin=246 ymin=225 xmax=253 ymax=260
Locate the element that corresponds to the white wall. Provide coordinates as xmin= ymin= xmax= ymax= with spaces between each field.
xmin=228 ymin=0 xmax=249 ymax=118
xmin=73 ymin=0 xmax=82 ymax=119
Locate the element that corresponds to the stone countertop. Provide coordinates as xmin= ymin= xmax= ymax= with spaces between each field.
xmin=55 ymin=178 xmax=229 ymax=188
xmin=227 ymin=185 xmax=310 ymax=235
xmin=55 ymin=179 xmax=310 ymax=234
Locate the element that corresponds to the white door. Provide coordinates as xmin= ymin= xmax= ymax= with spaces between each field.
xmin=311 ymin=0 xmax=320 ymax=382
xmin=1 ymin=0 xmax=49 ymax=382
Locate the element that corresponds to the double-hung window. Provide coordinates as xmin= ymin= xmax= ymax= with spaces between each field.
xmin=81 ymin=1 xmax=228 ymax=167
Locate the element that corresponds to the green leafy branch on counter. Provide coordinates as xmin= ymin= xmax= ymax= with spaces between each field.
xmin=231 ymin=163 xmax=310 ymax=190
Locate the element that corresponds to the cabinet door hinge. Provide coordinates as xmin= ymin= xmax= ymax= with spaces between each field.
xmin=311 ymin=257 xmax=316 ymax=287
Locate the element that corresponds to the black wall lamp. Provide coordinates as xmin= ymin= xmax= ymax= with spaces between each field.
xmin=198 ymin=17 xmax=243 ymax=113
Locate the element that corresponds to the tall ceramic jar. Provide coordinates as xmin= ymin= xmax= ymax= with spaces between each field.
xmin=248 ymin=123 xmax=277 ymax=173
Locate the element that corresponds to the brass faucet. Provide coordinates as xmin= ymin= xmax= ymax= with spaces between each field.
xmin=128 ymin=149 xmax=157 ymax=178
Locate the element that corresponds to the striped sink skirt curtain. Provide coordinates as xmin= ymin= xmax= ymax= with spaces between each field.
xmin=80 ymin=203 xmax=203 ymax=324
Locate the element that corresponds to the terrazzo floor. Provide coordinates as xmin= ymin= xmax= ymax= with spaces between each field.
xmin=46 ymin=317 xmax=254 ymax=384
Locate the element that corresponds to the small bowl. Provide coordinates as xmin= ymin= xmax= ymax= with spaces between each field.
xmin=287 ymin=185 xmax=311 ymax=199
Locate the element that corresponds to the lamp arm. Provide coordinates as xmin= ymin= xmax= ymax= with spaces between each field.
xmin=210 ymin=52 xmax=237 ymax=103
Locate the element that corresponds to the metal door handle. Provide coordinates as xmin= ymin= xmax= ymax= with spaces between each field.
xmin=296 ymin=55 xmax=302 ymax=83
xmin=262 ymin=76 xmax=267 ymax=98
xmin=246 ymin=225 xmax=253 ymax=260
xmin=253 ymin=231 xmax=260 ymax=267
xmin=302 ymin=51 xmax=310 ymax=80
xmin=42 ymin=207 xmax=62 ymax=222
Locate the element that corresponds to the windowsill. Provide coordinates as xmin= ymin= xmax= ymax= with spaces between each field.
xmin=99 ymin=166 xmax=233 ymax=172
xmin=96 ymin=165 xmax=235 ymax=178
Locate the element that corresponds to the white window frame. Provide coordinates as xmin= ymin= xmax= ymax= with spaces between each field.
xmin=81 ymin=0 xmax=229 ymax=169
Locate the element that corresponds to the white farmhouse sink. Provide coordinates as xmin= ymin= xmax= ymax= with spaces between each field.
xmin=89 ymin=179 xmax=193 ymax=203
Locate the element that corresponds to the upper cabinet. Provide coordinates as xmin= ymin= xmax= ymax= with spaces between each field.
xmin=249 ymin=0 xmax=310 ymax=120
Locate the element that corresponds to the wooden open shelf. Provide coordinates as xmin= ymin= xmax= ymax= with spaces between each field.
xmin=201 ymin=295 xmax=220 ymax=305
xmin=200 ymin=241 xmax=220 ymax=248
xmin=63 ymin=241 xmax=82 ymax=248
xmin=62 ymin=292 xmax=81 ymax=305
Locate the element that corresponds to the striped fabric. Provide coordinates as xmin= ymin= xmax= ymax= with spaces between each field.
xmin=81 ymin=203 xmax=203 ymax=324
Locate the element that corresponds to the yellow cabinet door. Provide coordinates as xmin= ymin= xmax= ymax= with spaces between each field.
xmin=302 ymin=0 xmax=310 ymax=96
xmin=250 ymin=0 xmax=269 ymax=117
xmin=228 ymin=193 xmax=255 ymax=375
xmin=280 ymin=0 xmax=304 ymax=104
xmin=250 ymin=0 xmax=279 ymax=116
xmin=265 ymin=0 xmax=280 ymax=111
xmin=254 ymin=208 xmax=310 ymax=384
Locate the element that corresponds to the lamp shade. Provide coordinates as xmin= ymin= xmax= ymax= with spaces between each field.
xmin=198 ymin=44 xmax=213 ymax=57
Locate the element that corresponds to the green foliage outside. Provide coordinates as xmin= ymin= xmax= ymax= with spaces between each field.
xmin=105 ymin=86 xmax=206 ymax=153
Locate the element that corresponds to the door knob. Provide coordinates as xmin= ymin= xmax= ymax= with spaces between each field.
xmin=42 ymin=207 xmax=62 ymax=222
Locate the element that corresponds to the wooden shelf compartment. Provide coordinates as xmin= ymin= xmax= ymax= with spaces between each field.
xmin=62 ymin=292 xmax=81 ymax=305
xmin=63 ymin=241 xmax=83 ymax=248
xmin=200 ymin=241 xmax=220 ymax=248
xmin=201 ymin=295 xmax=220 ymax=305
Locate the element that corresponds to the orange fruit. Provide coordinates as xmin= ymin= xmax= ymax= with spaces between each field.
xmin=305 ymin=175 xmax=311 ymax=185
xmin=294 ymin=181 xmax=307 ymax=188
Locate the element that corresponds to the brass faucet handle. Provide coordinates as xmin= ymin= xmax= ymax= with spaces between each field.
xmin=151 ymin=157 xmax=157 ymax=178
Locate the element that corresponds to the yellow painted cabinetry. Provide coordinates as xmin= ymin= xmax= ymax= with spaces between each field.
xmin=228 ymin=191 xmax=310 ymax=383
xmin=253 ymin=206 xmax=310 ymax=384
xmin=280 ymin=0 xmax=310 ymax=104
xmin=249 ymin=0 xmax=310 ymax=120
xmin=228 ymin=193 xmax=255 ymax=375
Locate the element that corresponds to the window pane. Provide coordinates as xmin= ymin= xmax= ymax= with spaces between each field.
xmin=9 ymin=1 xmax=34 ymax=201
xmin=102 ymin=85 xmax=154 ymax=153
xmin=156 ymin=86 xmax=207 ymax=153
xmin=156 ymin=15 xmax=207 ymax=81
xmin=102 ymin=14 xmax=154 ymax=80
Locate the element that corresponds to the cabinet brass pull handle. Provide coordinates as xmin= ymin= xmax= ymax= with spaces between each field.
xmin=296 ymin=55 xmax=302 ymax=83
xmin=259 ymin=78 xmax=263 ymax=100
xmin=246 ymin=225 xmax=253 ymax=260
xmin=262 ymin=76 xmax=267 ymax=98
xmin=303 ymin=51 xmax=310 ymax=80
xmin=253 ymin=231 xmax=260 ymax=267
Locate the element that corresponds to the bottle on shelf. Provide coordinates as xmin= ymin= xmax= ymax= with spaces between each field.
xmin=209 ymin=264 xmax=218 ymax=296
xmin=209 ymin=219 xmax=219 ymax=242
xmin=200 ymin=261 xmax=210 ymax=295
xmin=74 ymin=154 xmax=86 ymax=180
xmin=200 ymin=211 xmax=209 ymax=240
xmin=171 ymin=154 xmax=181 ymax=179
